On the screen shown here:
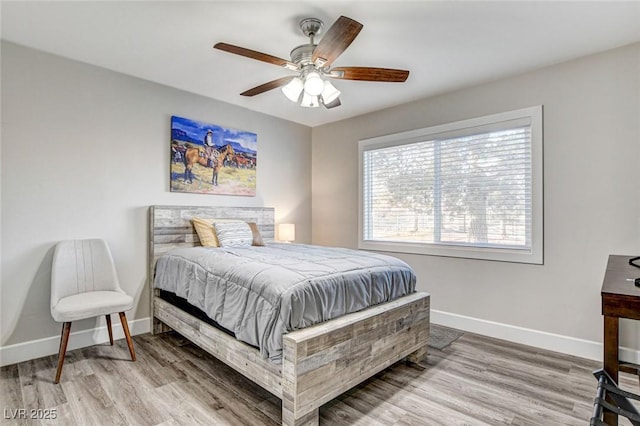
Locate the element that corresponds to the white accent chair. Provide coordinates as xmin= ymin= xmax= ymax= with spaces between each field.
xmin=51 ymin=239 xmax=136 ymax=383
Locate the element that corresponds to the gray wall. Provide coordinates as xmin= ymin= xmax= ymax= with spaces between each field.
xmin=1 ymin=42 xmax=312 ymax=347
xmin=312 ymin=43 xmax=640 ymax=353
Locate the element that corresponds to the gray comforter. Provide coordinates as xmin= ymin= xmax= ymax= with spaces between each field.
xmin=153 ymin=243 xmax=416 ymax=362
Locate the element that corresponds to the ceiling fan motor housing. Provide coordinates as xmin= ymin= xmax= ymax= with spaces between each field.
xmin=290 ymin=44 xmax=316 ymax=67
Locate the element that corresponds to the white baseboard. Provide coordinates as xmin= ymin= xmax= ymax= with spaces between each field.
xmin=0 ymin=317 xmax=150 ymax=367
xmin=2 ymin=312 xmax=639 ymax=368
xmin=431 ymin=309 xmax=640 ymax=365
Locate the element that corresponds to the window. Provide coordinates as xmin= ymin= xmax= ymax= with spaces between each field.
xmin=359 ymin=106 xmax=543 ymax=264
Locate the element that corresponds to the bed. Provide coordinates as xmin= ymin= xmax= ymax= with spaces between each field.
xmin=149 ymin=205 xmax=430 ymax=426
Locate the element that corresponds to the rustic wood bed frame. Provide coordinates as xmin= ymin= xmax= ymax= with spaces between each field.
xmin=148 ymin=205 xmax=430 ymax=426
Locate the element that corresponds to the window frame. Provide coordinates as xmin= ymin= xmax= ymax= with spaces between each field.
xmin=358 ymin=106 xmax=543 ymax=264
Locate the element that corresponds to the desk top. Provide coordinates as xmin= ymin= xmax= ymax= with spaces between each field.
xmin=601 ymin=255 xmax=640 ymax=298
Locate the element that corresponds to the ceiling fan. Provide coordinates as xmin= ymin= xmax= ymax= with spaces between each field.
xmin=213 ymin=16 xmax=410 ymax=109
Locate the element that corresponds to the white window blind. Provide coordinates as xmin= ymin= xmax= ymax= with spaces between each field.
xmin=359 ymin=106 xmax=543 ymax=264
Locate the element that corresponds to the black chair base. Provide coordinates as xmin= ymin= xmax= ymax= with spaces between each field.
xmin=590 ymin=368 xmax=640 ymax=426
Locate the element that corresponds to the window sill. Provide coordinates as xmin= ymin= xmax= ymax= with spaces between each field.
xmin=359 ymin=240 xmax=543 ymax=264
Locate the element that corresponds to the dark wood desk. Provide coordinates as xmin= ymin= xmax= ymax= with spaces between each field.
xmin=601 ymin=254 xmax=640 ymax=425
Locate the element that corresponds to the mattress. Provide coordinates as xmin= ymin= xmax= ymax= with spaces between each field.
xmin=153 ymin=243 xmax=416 ymax=362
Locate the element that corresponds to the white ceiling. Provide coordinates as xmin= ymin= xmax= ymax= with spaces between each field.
xmin=2 ymin=1 xmax=639 ymax=127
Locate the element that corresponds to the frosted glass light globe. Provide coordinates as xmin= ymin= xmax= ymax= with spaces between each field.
xmin=300 ymin=92 xmax=320 ymax=107
xmin=321 ymin=80 xmax=341 ymax=104
xmin=303 ymin=71 xmax=324 ymax=96
xmin=281 ymin=77 xmax=303 ymax=102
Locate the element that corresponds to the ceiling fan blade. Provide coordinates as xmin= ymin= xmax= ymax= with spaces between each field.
xmin=312 ymin=16 xmax=363 ymax=67
xmin=240 ymin=76 xmax=294 ymax=97
xmin=330 ymin=67 xmax=409 ymax=82
xmin=323 ymin=97 xmax=341 ymax=109
xmin=214 ymin=42 xmax=298 ymax=70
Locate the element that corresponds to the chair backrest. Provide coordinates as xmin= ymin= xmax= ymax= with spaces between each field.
xmin=51 ymin=239 xmax=122 ymax=307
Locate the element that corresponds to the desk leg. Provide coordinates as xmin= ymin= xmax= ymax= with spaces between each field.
xmin=603 ymin=315 xmax=619 ymax=426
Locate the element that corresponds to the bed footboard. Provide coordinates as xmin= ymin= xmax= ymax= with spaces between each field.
xmin=281 ymin=292 xmax=430 ymax=425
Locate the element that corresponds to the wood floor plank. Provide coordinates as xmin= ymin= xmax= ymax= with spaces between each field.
xmin=61 ymin=373 xmax=127 ymax=425
xmin=1 ymin=364 xmax=24 ymax=414
xmin=152 ymin=382 xmax=230 ymax=426
xmin=38 ymin=402 xmax=77 ymax=425
xmin=365 ymin=379 xmax=491 ymax=425
xmin=17 ymin=356 xmax=67 ymax=410
xmin=123 ymin=335 xmax=185 ymax=389
xmin=53 ymin=346 xmax=94 ymax=383
xmin=95 ymin=360 xmax=171 ymax=426
xmin=169 ymin=358 xmax=279 ymax=426
xmin=459 ymin=333 xmax=574 ymax=373
xmin=254 ymin=395 xmax=282 ymax=424
xmin=320 ymin=398 xmax=387 ymax=426
xmin=428 ymin=344 xmax=585 ymax=415
xmin=175 ymin=339 xmax=277 ymax=405
xmin=386 ymin=367 xmax=515 ymax=424
xmin=339 ymin=381 xmax=411 ymax=425
xmin=426 ymin=352 xmax=599 ymax=423
xmin=2 ymin=329 xmax=638 ymax=425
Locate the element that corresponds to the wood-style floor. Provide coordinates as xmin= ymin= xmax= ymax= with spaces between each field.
xmin=1 ymin=329 xmax=638 ymax=425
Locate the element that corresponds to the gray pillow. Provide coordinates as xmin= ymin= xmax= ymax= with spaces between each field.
xmin=213 ymin=222 xmax=253 ymax=247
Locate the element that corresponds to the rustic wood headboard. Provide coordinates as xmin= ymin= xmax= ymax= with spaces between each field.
xmin=148 ymin=205 xmax=275 ymax=331
xmin=148 ymin=205 xmax=274 ymax=265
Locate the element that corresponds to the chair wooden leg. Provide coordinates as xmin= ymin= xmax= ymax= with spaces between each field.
xmin=106 ymin=314 xmax=113 ymax=345
xmin=118 ymin=312 xmax=136 ymax=361
xmin=54 ymin=322 xmax=72 ymax=384
xmin=57 ymin=322 xmax=65 ymax=354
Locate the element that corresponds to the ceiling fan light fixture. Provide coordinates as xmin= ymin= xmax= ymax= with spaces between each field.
xmin=321 ymin=80 xmax=341 ymax=104
xmin=215 ymin=16 xmax=409 ymax=110
xmin=303 ymin=71 xmax=324 ymax=96
xmin=281 ymin=77 xmax=303 ymax=102
xmin=300 ymin=92 xmax=320 ymax=108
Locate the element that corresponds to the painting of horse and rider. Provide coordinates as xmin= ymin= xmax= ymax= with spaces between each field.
xmin=170 ymin=115 xmax=257 ymax=196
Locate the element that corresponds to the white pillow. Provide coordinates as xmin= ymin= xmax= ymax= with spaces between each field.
xmin=213 ymin=222 xmax=253 ymax=247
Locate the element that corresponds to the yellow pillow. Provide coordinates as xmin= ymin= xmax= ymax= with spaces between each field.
xmin=191 ymin=217 xmax=220 ymax=247
xmin=191 ymin=217 xmax=264 ymax=247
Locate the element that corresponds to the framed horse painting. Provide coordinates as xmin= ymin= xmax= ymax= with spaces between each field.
xmin=170 ymin=115 xmax=257 ymax=196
